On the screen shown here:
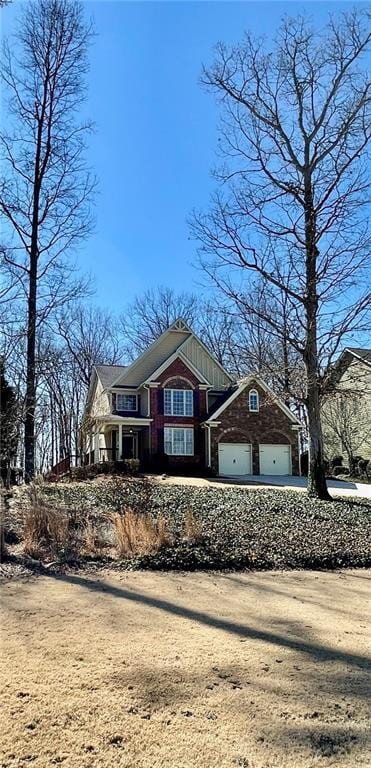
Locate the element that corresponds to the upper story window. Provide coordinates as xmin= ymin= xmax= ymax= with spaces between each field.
xmin=116 ymin=393 xmax=137 ymax=411
xmin=248 ymin=389 xmax=259 ymax=412
xmin=164 ymin=388 xmax=193 ymax=416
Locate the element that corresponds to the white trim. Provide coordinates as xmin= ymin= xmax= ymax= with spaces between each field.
xmin=109 ymin=317 xmax=233 ymax=389
xmin=164 ymin=426 xmax=194 ymax=456
xmin=115 ymin=393 xmax=138 ymax=412
xmin=164 ymin=388 xmax=194 ymax=417
xmin=109 ymin=320 xmax=192 ymax=389
xmin=343 ymin=348 xmax=371 ymax=369
xmin=162 ymin=375 xmax=195 ymax=390
xmin=145 ymin=350 xmax=211 ymax=386
xmin=248 ymin=388 xmax=259 ymax=412
xmin=206 ymin=375 xmax=302 ymax=426
xmin=95 ymin=415 xmax=152 ymax=426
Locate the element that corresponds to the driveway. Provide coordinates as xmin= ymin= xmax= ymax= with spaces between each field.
xmin=153 ymin=474 xmax=371 ymax=499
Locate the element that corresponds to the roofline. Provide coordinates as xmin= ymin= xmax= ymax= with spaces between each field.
xmin=343 ymin=348 xmax=371 ymax=369
xmin=144 ymin=350 xmax=211 ymax=386
xmin=109 ymin=321 xmax=191 ymax=389
xmin=109 ymin=316 xmax=234 ymax=389
xmin=205 ymin=373 xmax=302 ymax=426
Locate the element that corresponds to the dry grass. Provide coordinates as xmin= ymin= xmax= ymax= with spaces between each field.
xmin=1 ymin=569 xmax=370 ymax=768
xmin=82 ymin=520 xmax=105 ymax=557
xmin=182 ymin=509 xmax=204 ymax=543
xmin=112 ymin=508 xmax=171 ymax=557
xmin=23 ymin=497 xmax=69 ymax=559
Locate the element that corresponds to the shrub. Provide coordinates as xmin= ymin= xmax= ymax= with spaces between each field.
xmin=331 ymin=456 xmax=343 ymax=469
xmin=332 ymin=466 xmax=345 ymax=476
xmin=112 ymin=509 xmax=171 ymax=557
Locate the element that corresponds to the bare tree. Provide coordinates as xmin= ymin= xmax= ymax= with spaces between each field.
xmin=120 ymin=287 xmax=200 ymax=358
xmin=0 ymin=0 xmax=95 ymax=481
xmin=56 ymin=304 xmax=123 ymax=387
xmin=191 ymin=11 xmax=371 ymax=499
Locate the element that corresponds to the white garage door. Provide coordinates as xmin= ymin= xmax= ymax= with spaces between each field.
xmin=259 ymin=444 xmax=291 ymax=475
xmin=218 ymin=443 xmax=252 ymax=476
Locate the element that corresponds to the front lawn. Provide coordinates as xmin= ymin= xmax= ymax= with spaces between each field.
xmin=1 ymin=569 xmax=370 ymax=768
xmin=6 ymin=477 xmax=370 ymax=573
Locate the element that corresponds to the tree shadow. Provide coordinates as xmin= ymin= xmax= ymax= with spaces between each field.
xmin=50 ymin=571 xmax=371 ymax=672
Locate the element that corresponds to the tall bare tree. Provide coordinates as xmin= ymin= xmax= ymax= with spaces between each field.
xmin=192 ymin=10 xmax=371 ymax=499
xmin=120 ymin=287 xmax=200 ymax=358
xmin=0 ymin=0 xmax=95 ymax=481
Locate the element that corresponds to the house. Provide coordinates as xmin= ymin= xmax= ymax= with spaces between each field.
xmin=323 ymin=347 xmax=371 ymax=466
xmin=82 ymin=318 xmax=302 ymax=476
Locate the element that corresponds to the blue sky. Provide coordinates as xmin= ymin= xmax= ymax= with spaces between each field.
xmin=1 ymin=1 xmax=366 ymax=313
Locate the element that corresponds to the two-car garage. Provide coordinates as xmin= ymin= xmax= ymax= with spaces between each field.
xmin=218 ymin=442 xmax=292 ymax=476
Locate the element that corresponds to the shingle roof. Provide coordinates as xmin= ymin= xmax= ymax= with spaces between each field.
xmin=346 ymin=348 xmax=371 ymax=366
xmin=96 ymin=364 xmax=127 ymax=388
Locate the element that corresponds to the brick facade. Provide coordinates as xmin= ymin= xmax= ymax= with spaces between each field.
xmin=148 ymin=357 xmax=207 ymax=470
xmin=209 ymin=380 xmax=299 ymax=475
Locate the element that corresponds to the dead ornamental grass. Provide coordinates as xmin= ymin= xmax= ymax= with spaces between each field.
xmin=112 ymin=508 xmax=171 ymax=557
xmin=23 ymin=498 xmax=69 ymax=559
xmin=182 ymin=509 xmax=204 ymax=543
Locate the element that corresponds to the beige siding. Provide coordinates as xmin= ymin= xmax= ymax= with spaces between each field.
xmin=323 ymin=359 xmax=371 ymax=463
xmin=113 ymin=330 xmax=190 ymax=387
xmin=90 ymin=377 xmax=110 ymax=417
xmin=181 ymin=336 xmax=231 ymax=389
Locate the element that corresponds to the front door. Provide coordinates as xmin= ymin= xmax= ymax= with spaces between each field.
xmin=122 ymin=433 xmax=137 ymax=459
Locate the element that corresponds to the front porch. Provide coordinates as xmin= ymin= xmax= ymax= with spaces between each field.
xmin=85 ymin=416 xmax=152 ymax=465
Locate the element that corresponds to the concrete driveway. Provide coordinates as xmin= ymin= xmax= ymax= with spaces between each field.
xmin=154 ymin=473 xmax=371 ymax=499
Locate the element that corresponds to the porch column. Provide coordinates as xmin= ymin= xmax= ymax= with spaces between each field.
xmin=94 ymin=431 xmax=100 ymax=463
xmin=118 ymin=422 xmax=123 ymax=460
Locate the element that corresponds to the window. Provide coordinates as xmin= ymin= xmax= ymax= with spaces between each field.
xmin=249 ymin=389 xmax=259 ymax=412
xmin=164 ymin=427 xmax=194 ymax=456
xmin=116 ymin=393 xmax=137 ymax=411
xmin=164 ymin=388 xmax=193 ymax=416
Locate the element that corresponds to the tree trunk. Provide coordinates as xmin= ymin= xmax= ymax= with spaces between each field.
xmin=24 ymin=254 xmax=37 ymax=482
xmin=303 ymin=160 xmax=331 ymax=500
xmin=306 ymin=368 xmax=330 ymax=498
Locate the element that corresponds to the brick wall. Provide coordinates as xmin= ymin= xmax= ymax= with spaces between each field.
xmin=210 ymin=381 xmax=299 ymax=475
xmin=149 ymin=357 xmax=207 ymax=468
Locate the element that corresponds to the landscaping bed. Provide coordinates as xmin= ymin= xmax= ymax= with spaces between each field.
xmin=3 ymin=477 xmax=370 ymax=575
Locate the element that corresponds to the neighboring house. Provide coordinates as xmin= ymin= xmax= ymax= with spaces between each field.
xmin=323 ymin=347 xmax=371 ymax=466
xmin=82 ymin=318 xmax=302 ymax=476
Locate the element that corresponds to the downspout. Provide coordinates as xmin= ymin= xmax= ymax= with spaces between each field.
xmin=143 ymin=383 xmax=151 ymax=461
xmin=207 ymin=423 xmax=212 ymax=468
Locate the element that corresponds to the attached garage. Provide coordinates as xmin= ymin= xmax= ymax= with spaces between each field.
xmin=218 ymin=443 xmax=252 ymax=476
xmin=259 ymin=444 xmax=292 ymax=475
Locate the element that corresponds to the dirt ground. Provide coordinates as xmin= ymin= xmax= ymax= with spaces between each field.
xmin=1 ymin=570 xmax=370 ymax=768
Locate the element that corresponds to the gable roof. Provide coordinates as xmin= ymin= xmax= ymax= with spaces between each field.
xmin=204 ymin=374 xmax=302 ymax=426
xmin=144 ymin=350 xmax=211 ymax=385
xmin=96 ymin=364 xmax=127 ymax=389
xmin=110 ymin=317 xmax=233 ymax=389
xmin=344 ymin=348 xmax=371 ymax=367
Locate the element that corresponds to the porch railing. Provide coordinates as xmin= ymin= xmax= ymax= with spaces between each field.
xmin=99 ymin=447 xmax=118 ymax=462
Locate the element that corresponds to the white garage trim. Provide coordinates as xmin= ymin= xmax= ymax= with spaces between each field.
xmin=259 ymin=444 xmax=292 ymax=476
xmin=218 ymin=442 xmax=252 ymax=476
